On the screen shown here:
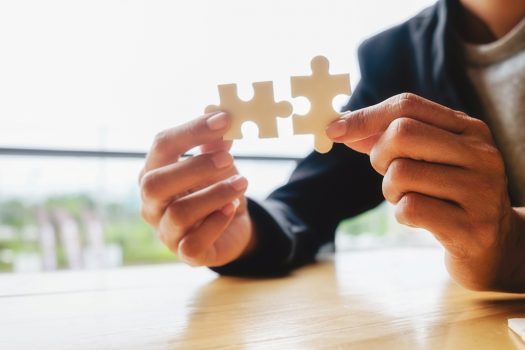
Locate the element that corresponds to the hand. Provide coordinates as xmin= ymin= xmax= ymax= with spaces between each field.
xmin=326 ymin=93 xmax=525 ymax=291
xmin=139 ymin=112 xmax=255 ymax=267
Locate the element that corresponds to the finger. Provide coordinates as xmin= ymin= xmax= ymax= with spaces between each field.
xmin=141 ymin=151 xmax=234 ymax=209
xmin=395 ymin=192 xmax=469 ymax=258
xmin=142 ymin=111 xmax=231 ymax=175
xmin=326 ymin=93 xmax=471 ymax=143
xmin=343 ymin=133 xmax=381 ymax=154
xmin=157 ymin=175 xmax=248 ymax=249
xmin=178 ymin=199 xmax=240 ymax=265
xmin=368 ymin=118 xmax=471 ymax=174
xmin=382 ymin=158 xmax=472 ymax=206
xmin=200 ymin=139 xmax=233 ymax=154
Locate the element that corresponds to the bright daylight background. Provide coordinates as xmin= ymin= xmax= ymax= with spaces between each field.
xmin=0 ymin=0 xmax=438 ymax=273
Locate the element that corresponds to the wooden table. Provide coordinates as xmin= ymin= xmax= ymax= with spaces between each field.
xmin=1 ymin=248 xmax=525 ymax=350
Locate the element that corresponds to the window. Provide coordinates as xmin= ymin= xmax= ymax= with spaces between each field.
xmin=0 ymin=0 xmax=437 ymax=273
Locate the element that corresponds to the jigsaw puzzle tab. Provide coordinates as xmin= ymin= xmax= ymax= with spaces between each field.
xmin=205 ymin=81 xmax=292 ymax=140
xmin=291 ymin=56 xmax=351 ymax=153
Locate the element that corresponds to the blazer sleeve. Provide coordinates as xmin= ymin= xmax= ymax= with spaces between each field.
xmin=211 ymin=48 xmax=386 ymax=276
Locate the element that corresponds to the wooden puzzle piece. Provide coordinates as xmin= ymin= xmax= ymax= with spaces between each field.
xmin=205 ymin=81 xmax=293 ymax=139
xmin=291 ymin=56 xmax=351 ymax=153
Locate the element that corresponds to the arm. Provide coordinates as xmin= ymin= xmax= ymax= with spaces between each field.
xmin=212 ymin=143 xmax=384 ymax=276
xmin=211 ymin=37 xmax=410 ymax=276
xmin=211 ymin=77 xmax=385 ymax=276
xmin=137 ymin=84 xmax=384 ymax=276
xmin=139 ymin=24 xmax=420 ymax=275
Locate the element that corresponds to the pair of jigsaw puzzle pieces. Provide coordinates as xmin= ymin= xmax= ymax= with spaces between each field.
xmin=205 ymin=56 xmax=351 ymax=154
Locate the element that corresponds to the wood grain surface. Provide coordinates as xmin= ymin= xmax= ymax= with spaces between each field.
xmin=1 ymin=248 xmax=525 ymax=350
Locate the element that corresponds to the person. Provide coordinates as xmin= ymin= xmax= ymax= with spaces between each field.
xmin=138 ymin=0 xmax=525 ymax=291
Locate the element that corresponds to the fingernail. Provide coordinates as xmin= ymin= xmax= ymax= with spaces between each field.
xmin=232 ymin=198 xmax=240 ymax=208
xmin=229 ymin=175 xmax=248 ymax=191
xmin=211 ymin=151 xmax=233 ymax=169
xmin=221 ymin=198 xmax=240 ymax=216
xmin=326 ymin=119 xmax=347 ymax=139
xmin=207 ymin=112 xmax=228 ymax=130
xmin=221 ymin=202 xmax=235 ymax=216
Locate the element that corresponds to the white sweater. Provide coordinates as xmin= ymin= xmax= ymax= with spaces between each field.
xmin=463 ymin=17 xmax=525 ymax=206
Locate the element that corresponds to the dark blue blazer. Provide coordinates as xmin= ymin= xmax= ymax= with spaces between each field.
xmin=213 ymin=0 xmax=485 ymax=275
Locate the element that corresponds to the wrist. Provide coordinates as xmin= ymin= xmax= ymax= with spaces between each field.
xmin=496 ymin=207 xmax=525 ymax=291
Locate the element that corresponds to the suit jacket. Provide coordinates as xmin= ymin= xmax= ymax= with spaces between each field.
xmin=212 ymin=0 xmax=485 ymax=276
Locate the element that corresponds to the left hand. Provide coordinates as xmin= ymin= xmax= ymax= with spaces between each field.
xmin=326 ymin=93 xmax=522 ymax=291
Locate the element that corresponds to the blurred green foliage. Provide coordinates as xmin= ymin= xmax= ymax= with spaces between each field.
xmin=0 ymin=199 xmax=35 ymax=229
xmin=44 ymin=194 xmax=95 ymax=220
xmin=0 ymin=193 xmax=386 ymax=273
xmin=339 ymin=202 xmax=389 ymax=236
xmin=105 ymin=218 xmax=175 ymax=265
xmin=0 ymin=193 xmax=175 ymax=272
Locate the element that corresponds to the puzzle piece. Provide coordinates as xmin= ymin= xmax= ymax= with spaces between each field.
xmin=205 ymin=81 xmax=292 ymax=139
xmin=291 ymin=56 xmax=351 ymax=153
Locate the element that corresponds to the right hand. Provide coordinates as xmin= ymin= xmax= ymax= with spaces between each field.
xmin=139 ymin=112 xmax=255 ymax=267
